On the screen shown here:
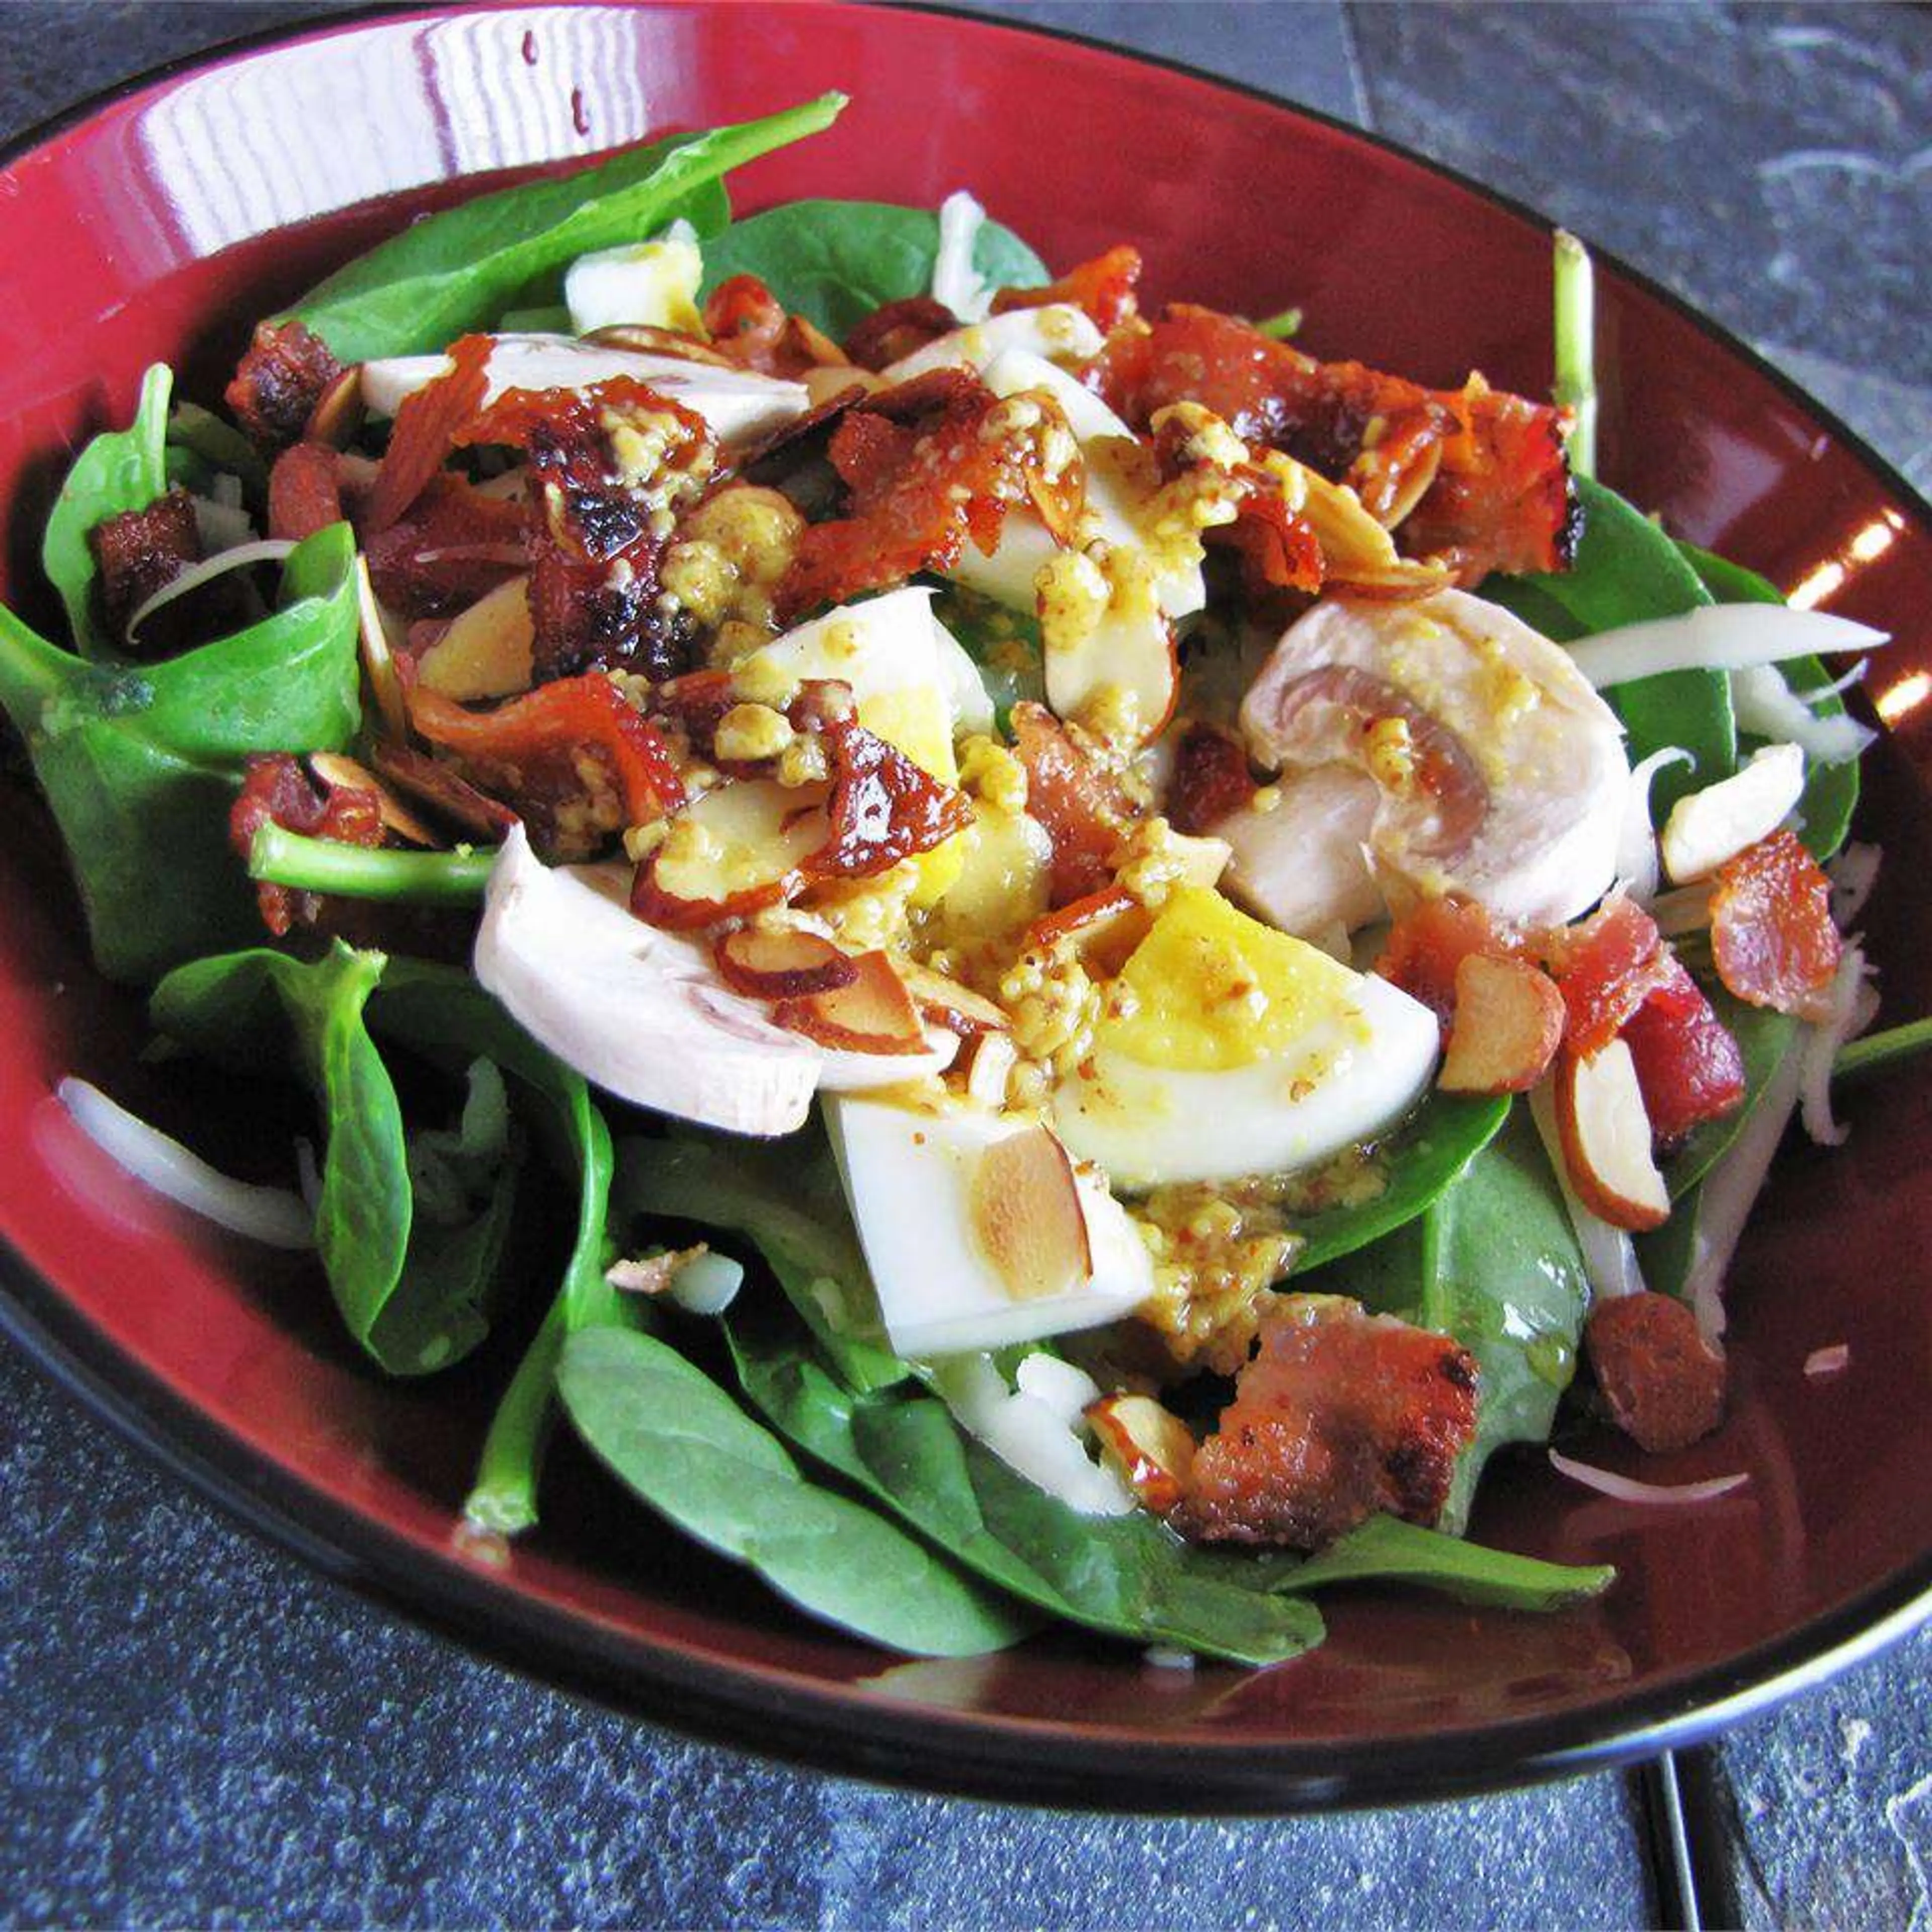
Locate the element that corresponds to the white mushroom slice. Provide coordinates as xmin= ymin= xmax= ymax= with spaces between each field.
xmin=879 ymin=304 xmax=1104 ymax=383
xmin=360 ymin=334 xmax=806 ymax=448
xmin=1214 ymin=765 xmax=1383 ymax=939
xmin=1239 ymin=589 xmax=1630 ymax=927
xmin=474 ymin=830 xmax=950 ymax=1136
xmin=1660 ymin=743 xmax=1807 ymax=884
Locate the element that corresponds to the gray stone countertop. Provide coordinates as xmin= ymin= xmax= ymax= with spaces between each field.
xmin=2 ymin=4 xmax=1929 ymax=1926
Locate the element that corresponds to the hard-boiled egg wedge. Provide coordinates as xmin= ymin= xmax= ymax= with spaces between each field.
xmin=879 ymin=303 xmax=1104 ymax=383
xmin=360 ymin=334 xmax=806 ymax=449
xmin=825 ymin=1093 xmax=1155 ymax=1357
xmin=474 ymin=827 xmax=955 ymax=1136
xmin=563 ymin=227 xmax=705 ymax=337
xmin=1052 ymin=886 xmax=1439 ymax=1188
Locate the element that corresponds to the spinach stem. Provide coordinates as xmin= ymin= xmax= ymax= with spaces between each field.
xmin=1835 ymin=1016 xmax=1932 ymax=1082
xmin=249 ymin=825 xmax=495 ymax=903
xmin=1255 ymin=305 xmax=1303 ymax=341
xmin=462 ymin=1297 xmax=565 ymax=1535
xmin=1553 ymin=229 xmax=1597 ymax=480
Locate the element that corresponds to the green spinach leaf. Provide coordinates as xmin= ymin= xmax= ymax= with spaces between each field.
xmin=0 ymin=521 xmax=362 ymax=982
xmin=1276 ymin=1513 xmax=1612 ymax=1612
xmin=288 ymin=97 xmax=846 ymax=362
xmin=557 ymin=1324 xmax=1036 ymax=1657
xmin=41 ymin=364 xmax=172 ymax=657
xmin=701 ymin=198 xmax=1048 ymax=339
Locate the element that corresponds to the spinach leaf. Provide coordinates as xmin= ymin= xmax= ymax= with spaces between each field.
xmin=1276 ymin=1513 xmax=1612 ymax=1612
xmin=1677 ymin=537 xmax=1859 ymax=861
xmin=557 ymin=1324 xmax=1037 ymax=1657
xmin=1488 ymin=475 xmax=1732 ymax=817
xmin=726 ymin=1296 xmax=1323 ymax=1665
xmin=702 ymin=199 xmax=1049 ymax=339
xmin=0 ymin=521 xmax=363 ymax=982
xmin=165 ymin=399 xmax=270 ymax=506
xmin=615 ymin=1129 xmax=911 ymax=1395
xmin=41 ymin=364 xmax=172 ymax=657
xmin=288 ymin=96 xmax=845 ymax=362
xmin=1292 ymin=1090 xmax=1511 ymax=1275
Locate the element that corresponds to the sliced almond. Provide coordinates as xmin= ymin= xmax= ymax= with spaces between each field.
xmin=1553 ymin=1039 xmax=1670 ymax=1231
xmin=960 ymin=1030 xmax=1018 ymax=1109
xmin=773 ymin=950 xmax=927 ymax=1054
xmin=1084 ymin=1394 xmax=1196 ymax=1513
xmin=353 ymin=555 xmax=410 ymax=743
xmin=632 ymin=779 xmax=831 ymax=931
xmin=1660 ymin=743 xmax=1806 ymax=884
xmin=968 ymin=1124 xmax=1093 ymax=1302
xmin=1025 ymin=885 xmax=1150 ymax=977
xmin=304 ymin=365 xmax=366 ymax=448
xmin=583 ymin=324 xmax=737 ymax=368
xmin=308 ymin=752 xmax=440 ymax=847
xmin=897 ymin=960 xmax=1011 ymax=1037
xmin=713 ymin=927 xmax=858 ymax=1001
xmin=1439 ymin=952 xmax=1565 ymax=1095
xmin=418 ymin=576 xmax=536 ymax=701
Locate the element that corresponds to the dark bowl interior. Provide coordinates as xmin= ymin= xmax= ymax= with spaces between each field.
xmin=3 ymin=1 xmax=1930 ymax=1810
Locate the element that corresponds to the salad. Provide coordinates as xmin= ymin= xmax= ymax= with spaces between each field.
xmin=5 ymin=93 xmax=1921 ymax=1667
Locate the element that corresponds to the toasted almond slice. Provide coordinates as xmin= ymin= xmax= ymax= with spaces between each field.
xmin=1084 ymin=1394 xmax=1196 ymax=1513
xmin=583 ymin=324 xmax=737 ymax=368
xmin=968 ymin=1124 xmax=1092 ymax=1301
xmin=418 ymin=576 xmax=536 ymax=701
xmin=1554 ymin=1039 xmax=1670 ymax=1231
xmin=960 ymin=1030 xmax=1018 ymax=1108
xmin=353 ymin=555 xmax=410 ymax=743
xmin=1661 ymin=744 xmax=1806 ymax=885
xmin=1440 ymin=952 xmax=1565 ymax=1095
xmin=1025 ymin=885 xmax=1151 ymax=977
xmin=898 ymin=960 xmax=1011 ymax=1037
xmin=773 ymin=950 xmax=927 ymax=1053
xmin=308 ymin=752 xmax=440 ymax=847
xmin=305 ymin=365 xmax=365 ymax=448
xmin=632 ymin=779 xmax=831 ymax=931
xmin=713 ymin=927 xmax=858 ymax=1001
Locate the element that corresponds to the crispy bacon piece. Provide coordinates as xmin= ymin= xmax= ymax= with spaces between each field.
xmin=1170 ymin=1298 xmax=1479 ymax=1550
xmin=365 ymin=335 xmax=495 ymax=534
xmin=406 ymin=674 xmax=684 ymax=862
xmin=843 ymin=296 xmax=960 ymax=372
xmin=1092 ymin=305 xmax=1574 ymax=583
xmin=1208 ymin=485 xmax=1325 ymax=597
xmin=1010 ymin=701 xmax=1130 ymax=906
xmin=992 ymin=245 xmax=1143 ymax=332
xmin=367 ymin=742 xmax=519 ymax=844
xmin=230 ymin=751 xmax=384 ymax=937
xmin=1376 ymin=894 xmax=1518 ymax=1032
xmin=776 ymin=369 xmax=1084 ymax=621
xmin=363 ymin=474 xmax=528 ymax=619
xmin=701 ymin=275 xmax=850 ymax=378
xmin=1585 ymin=1291 xmax=1726 ymax=1454
xmin=1710 ymin=830 xmax=1842 ymax=1020
xmin=224 ymin=319 xmax=346 ymax=453
xmin=806 ymin=719 xmax=974 ymax=878
xmin=1167 ymin=723 xmax=1255 ymax=835
xmin=1620 ymin=955 xmax=1747 ymax=1145
xmin=268 ymin=442 xmax=348 ymax=543
xmin=1541 ymin=893 xmax=1674 ymax=1059
xmin=88 ymin=488 xmax=201 ymax=653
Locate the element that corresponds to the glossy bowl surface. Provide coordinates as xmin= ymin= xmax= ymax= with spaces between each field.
xmin=4 ymin=1 xmax=1931 ymax=1812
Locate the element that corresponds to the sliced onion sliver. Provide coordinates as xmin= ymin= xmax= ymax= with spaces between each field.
xmin=57 ymin=1077 xmax=314 ymax=1250
xmin=1527 ymin=1081 xmax=1647 ymax=1303
xmin=1565 ymin=605 xmax=1889 ymax=693
xmin=1804 ymin=1343 xmax=1850 ymax=1379
xmin=931 ymin=189 xmax=994 ymax=323
xmin=1799 ymin=941 xmax=1879 ymax=1148
xmin=1828 ymin=841 xmax=1882 ymax=928
xmin=126 ymin=538 xmax=297 ymax=643
xmin=1730 ymin=662 xmax=1875 ymax=767
xmin=1615 ymin=746 xmax=1693 ymax=904
xmin=1549 ymin=1448 xmax=1750 ymax=1506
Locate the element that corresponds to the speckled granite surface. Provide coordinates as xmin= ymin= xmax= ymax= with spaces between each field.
xmin=2 ymin=4 xmax=1928 ymax=1926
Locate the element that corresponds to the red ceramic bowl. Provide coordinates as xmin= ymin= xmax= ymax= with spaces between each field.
xmin=4 ymin=2 xmax=1931 ymax=1812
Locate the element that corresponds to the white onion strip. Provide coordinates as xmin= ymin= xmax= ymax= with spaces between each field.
xmin=931 ymin=190 xmax=994 ymax=322
xmin=57 ymin=1077 xmax=314 ymax=1250
xmin=126 ymin=538 xmax=296 ymax=643
xmin=1804 ymin=1343 xmax=1850 ymax=1379
xmin=1615 ymin=746 xmax=1693 ymax=904
xmin=1549 ymin=1448 xmax=1750 ymax=1506
xmin=1799 ymin=941 xmax=1879 ymax=1147
xmin=1565 ymin=606 xmax=1889 ymax=692
xmin=1528 ymin=1081 xmax=1648 ymax=1302
xmin=1828 ymin=842 xmax=1882 ymax=927
xmin=1730 ymin=662 xmax=1875 ymax=766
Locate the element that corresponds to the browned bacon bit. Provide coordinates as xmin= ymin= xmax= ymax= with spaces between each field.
xmin=1620 ymin=955 xmax=1746 ymax=1146
xmin=1585 ymin=1291 xmax=1726 ymax=1454
xmin=267 ymin=442 xmax=348 ymax=543
xmin=992 ymin=245 xmax=1143 ymax=333
xmin=1710 ymin=829 xmax=1842 ymax=1021
xmin=406 ymin=674 xmax=685 ymax=862
xmin=842 ymin=296 xmax=960 ymax=372
xmin=365 ymin=335 xmax=496 ymax=534
xmin=230 ymin=752 xmax=384 ymax=936
xmin=1092 ymin=305 xmax=1575 ymax=583
xmin=806 ymin=719 xmax=974 ymax=878
xmin=363 ymin=474 xmax=528 ymax=618
xmin=777 ymin=369 xmax=1085 ymax=621
xmin=1208 ymin=485 xmax=1325 ymax=597
xmin=1010 ymin=700 xmax=1132 ymax=906
xmin=224 ymin=319 xmax=347 ymax=453
xmin=1167 ymin=722 xmax=1255 ymax=835
xmin=702 ymin=275 xmax=854 ymax=378
xmin=1170 ymin=1296 xmax=1479 ymax=1550
xmin=1541 ymin=892 xmax=1673 ymax=1059
xmin=89 ymin=488 xmax=202 ymax=654
xmin=1375 ymin=894 xmax=1517 ymax=1032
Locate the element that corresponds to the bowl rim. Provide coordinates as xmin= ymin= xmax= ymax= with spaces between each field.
xmin=3 ymin=0 xmax=1930 ymax=1815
